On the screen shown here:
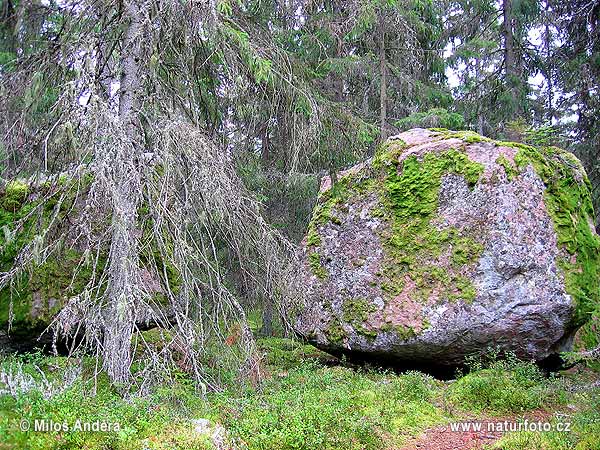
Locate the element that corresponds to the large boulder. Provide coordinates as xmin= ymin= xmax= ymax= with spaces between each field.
xmin=296 ymin=128 xmax=600 ymax=369
xmin=0 ymin=176 xmax=176 ymax=352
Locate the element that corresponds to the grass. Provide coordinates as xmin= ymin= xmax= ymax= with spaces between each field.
xmin=486 ymin=388 xmax=600 ymax=449
xmin=446 ymin=357 xmax=554 ymax=415
xmin=0 ymin=339 xmax=598 ymax=449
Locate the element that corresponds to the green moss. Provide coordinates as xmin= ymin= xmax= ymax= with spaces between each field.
xmin=495 ymin=154 xmax=519 ymax=181
xmin=513 ymin=146 xmax=600 ymax=327
xmin=0 ymin=247 xmax=106 ymax=334
xmin=306 ymin=227 xmax=322 ymax=246
xmin=305 ymin=173 xmax=376 ymax=249
xmin=138 ymin=206 xmax=182 ymax=301
xmin=0 ymin=177 xmax=106 ymax=333
xmin=1 ymin=180 xmax=29 ymax=212
xmin=375 ymin=149 xmax=485 ymax=307
xmin=497 ymin=141 xmax=536 ymax=152
xmin=306 ymin=129 xmax=599 ymax=342
xmin=372 ymin=140 xmax=407 ymax=169
xmin=449 ymin=275 xmax=477 ymax=303
xmin=308 ymin=251 xmax=328 ymax=280
xmin=451 ymin=237 xmax=485 ymax=267
xmin=380 ymin=322 xmax=418 ymax=339
xmin=342 ymin=298 xmax=378 ymax=338
xmin=324 ymin=319 xmax=347 ymax=343
xmin=305 ymin=178 xmax=350 ymax=249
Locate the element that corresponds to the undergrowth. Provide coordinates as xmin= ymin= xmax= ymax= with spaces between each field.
xmin=0 ymin=339 xmax=598 ymax=449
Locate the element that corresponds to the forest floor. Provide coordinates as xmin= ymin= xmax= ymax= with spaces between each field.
xmin=0 ymin=337 xmax=599 ymax=450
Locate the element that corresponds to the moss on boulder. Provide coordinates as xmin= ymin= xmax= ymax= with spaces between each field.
xmin=0 ymin=176 xmax=179 ymax=351
xmin=297 ymin=128 xmax=600 ymax=368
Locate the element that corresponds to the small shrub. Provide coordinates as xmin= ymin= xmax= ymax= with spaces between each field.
xmin=395 ymin=108 xmax=465 ymax=131
xmin=448 ymin=358 xmax=548 ymax=415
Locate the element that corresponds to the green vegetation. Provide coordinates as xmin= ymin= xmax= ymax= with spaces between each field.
xmin=305 ymin=173 xmax=375 ymax=250
xmin=0 ymin=177 xmax=185 ymax=334
xmin=1 ymin=180 xmax=29 ymax=211
xmin=1 ymin=339 xmax=598 ymax=450
xmin=448 ymin=357 xmax=551 ymax=415
xmin=395 ymin=108 xmax=466 ymax=131
xmin=495 ymin=154 xmax=519 ymax=181
xmin=308 ymin=251 xmax=328 ymax=279
xmin=488 ymin=391 xmax=600 ymax=450
xmin=376 ymin=148 xmax=485 ymax=307
xmin=311 ymin=132 xmax=599 ymax=347
xmin=512 ymin=146 xmax=600 ymax=335
xmin=324 ymin=319 xmax=348 ymax=344
xmin=433 ymin=129 xmax=492 ymax=144
xmin=342 ymin=298 xmax=378 ymax=338
xmin=0 ymin=178 xmax=95 ymax=333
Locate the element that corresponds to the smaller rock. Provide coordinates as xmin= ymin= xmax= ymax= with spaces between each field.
xmin=191 ymin=418 xmax=229 ymax=449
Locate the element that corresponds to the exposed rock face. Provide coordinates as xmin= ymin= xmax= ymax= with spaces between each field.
xmin=296 ymin=128 xmax=600 ymax=368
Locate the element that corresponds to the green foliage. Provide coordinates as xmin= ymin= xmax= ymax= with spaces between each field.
xmin=448 ymin=358 xmax=551 ymax=415
xmin=222 ymin=23 xmax=273 ymax=85
xmin=0 ymin=355 xmax=212 ymax=450
xmin=236 ymin=153 xmax=320 ymax=241
xmin=0 ymin=51 xmax=16 ymax=72
xmin=395 ymin=108 xmax=466 ymax=131
xmin=488 ymin=390 xmax=600 ymax=449
xmin=3 ymin=340 xmax=600 ymax=450
xmin=257 ymin=337 xmax=333 ymax=370
xmin=217 ymin=0 xmax=235 ymax=17
xmin=2 ymin=180 xmax=29 ymax=211
xmin=0 ymin=342 xmax=443 ymax=450
xmin=213 ymin=340 xmax=445 ymax=450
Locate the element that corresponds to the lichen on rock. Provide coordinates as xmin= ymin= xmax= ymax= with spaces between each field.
xmin=296 ymin=128 xmax=600 ymax=368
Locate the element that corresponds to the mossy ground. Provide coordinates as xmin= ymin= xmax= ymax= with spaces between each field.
xmin=0 ymin=339 xmax=598 ymax=450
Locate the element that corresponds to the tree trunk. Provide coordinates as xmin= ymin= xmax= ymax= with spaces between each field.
xmin=102 ymin=0 xmax=144 ymax=385
xmin=543 ymin=7 xmax=554 ymax=122
xmin=0 ymin=0 xmax=17 ymax=53
xmin=260 ymin=302 xmax=273 ymax=337
xmin=502 ymin=0 xmax=523 ymax=119
xmin=260 ymin=123 xmax=270 ymax=164
xmin=379 ymin=16 xmax=387 ymax=141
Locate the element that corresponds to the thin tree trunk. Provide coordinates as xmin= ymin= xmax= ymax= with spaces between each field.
xmin=102 ymin=0 xmax=144 ymax=385
xmin=502 ymin=0 xmax=522 ymax=119
xmin=379 ymin=17 xmax=387 ymax=141
xmin=543 ymin=8 xmax=554 ymax=122
xmin=260 ymin=123 xmax=270 ymax=164
xmin=260 ymin=302 xmax=273 ymax=337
